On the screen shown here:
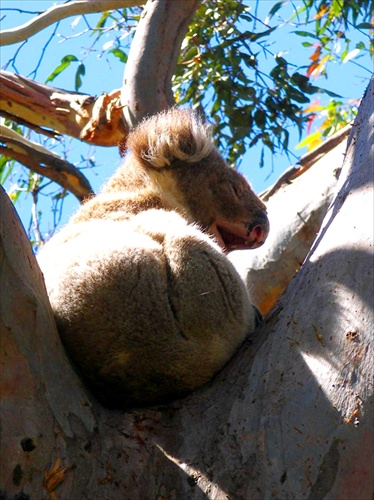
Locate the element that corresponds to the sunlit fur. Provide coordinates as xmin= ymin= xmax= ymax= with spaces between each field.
xmin=38 ymin=108 xmax=268 ymax=409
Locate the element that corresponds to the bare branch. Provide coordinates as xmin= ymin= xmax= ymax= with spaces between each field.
xmin=0 ymin=0 xmax=146 ymax=46
xmin=122 ymin=0 xmax=201 ymax=126
xmin=0 ymin=109 xmax=60 ymax=139
xmin=30 ymin=185 xmax=44 ymax=246
xmin=0 ymin=125 xmax=93 ymax=201
xmin=260 ymin=123 xmax=352 ymax=202
xmin=0 ymin=70 xmax=128 ymax=146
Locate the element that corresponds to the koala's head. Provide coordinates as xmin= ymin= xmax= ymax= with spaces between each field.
xmin=125 ymin=108 xmax=269 ymax=252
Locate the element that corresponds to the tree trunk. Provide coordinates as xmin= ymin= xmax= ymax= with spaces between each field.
xmin=0 ymin=79 xmax=372 ymax=500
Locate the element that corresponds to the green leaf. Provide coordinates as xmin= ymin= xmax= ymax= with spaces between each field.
xmin=286 ymin=86 xmax=310 ymax=103
xmin=0 ymin=156 xmax=15 ymax=184
xmin=235 ymin=85 xmax=254 ymax=100
xmin=282 ymin=129 xmax=290 ymax=150
xmin=211 ymin=97 xmax=221 ymax=114
xmin=292 ymin=30 xmax=319 ymax=39
xmin=341 ymin=44 xmax=349 ymax=61
xmin=355 ymin=22 xmax=374 ymax=29
xmin=240 ymin=53 xmax=257 ymax=69
xmin=75 ymin=63 xmax=85 ymax=91
xmin=322 ymin=88 xmax=342 ymax=98
xmin=288 ymin=1 xmax=310 ymax=23
xmin=254 ymin=109 xmax=266 ymax=128
xmin=259 ymin=147 xmax=264 ymax=168
xmin=266 ymin=1 xmax=287 ymax=22
xmin=296 ymin=131 xmax=321 ymax=149
xmin=249 ymin=133 xmax=263 ymax=148
xmin=98 ymin=12 xmax=110 ymax=27
xmin=274 ymin=55 xmax=288 ymax=66
xmin=291 ymin=72 xmax=309 ymax=87
xmin=92 ymin=11 xmax=110 ymax=35
xmin=109 ymin=48 xmax=128 ymax=63
xmin=234 ymin=126 xmax=250 ymax=140
xmin=45 ymin=55 xmax=78 ymax=84
xmin=245 ymin=26 xmax=277 ymax=42
xmin=331 ymin=0 xmax=343 ymax=18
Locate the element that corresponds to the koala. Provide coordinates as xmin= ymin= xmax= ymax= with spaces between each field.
xmin=37 ymin=108 xmax=269 ymax=409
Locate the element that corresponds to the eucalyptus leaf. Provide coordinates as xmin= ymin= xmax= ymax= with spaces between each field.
xmin=45 ymin=55 xmax=78 ymax=84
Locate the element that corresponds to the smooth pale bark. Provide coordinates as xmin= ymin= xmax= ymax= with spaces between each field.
xmin=145 ymin=76 xmax=373 ymax=499
xmin=122 ymin=0 xmax=201 ymax=125
xmin=0 ymin=78 xmax=372 ymax=499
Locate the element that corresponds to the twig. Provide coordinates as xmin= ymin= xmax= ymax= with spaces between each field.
xmin=31 ymin=180 xmax=44 ymax=246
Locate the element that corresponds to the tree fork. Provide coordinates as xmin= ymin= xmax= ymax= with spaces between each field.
xmin=0 ymin=76 xmax=372 ymax=499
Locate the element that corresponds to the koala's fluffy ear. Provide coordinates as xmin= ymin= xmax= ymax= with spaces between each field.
xmin=126 ymin=108 xmax=214 ymax=169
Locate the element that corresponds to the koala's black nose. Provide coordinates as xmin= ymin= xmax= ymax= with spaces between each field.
xmin=246 ymin=210 xmax=270 ymax=247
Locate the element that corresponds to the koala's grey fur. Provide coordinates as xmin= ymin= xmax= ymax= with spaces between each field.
xmin=38 ymin=108 xmax=269 ymax=409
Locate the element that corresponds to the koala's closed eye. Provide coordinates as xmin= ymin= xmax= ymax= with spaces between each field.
xmin=232 ymin=182 xmax=245 ymax=199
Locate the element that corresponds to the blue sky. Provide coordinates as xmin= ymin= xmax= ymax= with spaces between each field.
xmin=0 ymin=1 xmax=371 ymax=238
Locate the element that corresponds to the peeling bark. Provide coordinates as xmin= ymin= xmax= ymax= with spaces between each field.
xmin=0 ymin=0 xmax=202 ymax=188
xmin=0 ymin=71 xmax=128 ymax=147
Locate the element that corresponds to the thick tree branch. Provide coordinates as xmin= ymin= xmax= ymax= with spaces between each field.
xmin=0 ymin=184 xmax=97 ymax=499
xmin=0 ymin=70 xmax=127 ymax=146
xmin=122 ymin=0 xmax=201 ymax=126
xmin=260 ymin=123 xmax=352 ymax=202
xmin=0 ymin=0 xmax=146 ymax=46
xmin=145 ymin=75 xmax=374 ymax=499
xmin=0 ymin=125 xmax=93 ymax=201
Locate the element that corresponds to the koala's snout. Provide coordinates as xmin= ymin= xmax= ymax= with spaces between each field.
xmin=245 ymin=210 xmax=269 ymax=248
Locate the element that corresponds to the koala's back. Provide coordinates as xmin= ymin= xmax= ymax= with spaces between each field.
xmin=38 ymin=108 xmax=268 ymax=409
xmin=38 ymin=209 xmax=254 ymax=409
